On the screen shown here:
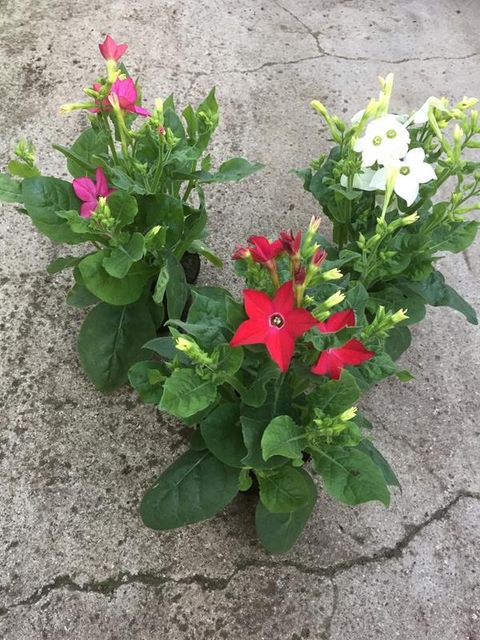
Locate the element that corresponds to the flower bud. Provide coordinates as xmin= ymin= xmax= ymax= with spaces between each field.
xmin=391 ymin=308 xmax=409 ymax=324
xmin=321 ymin=268 xmax=343 ymax=281
xmin=311 ymin=247 xmax=327 ymax=268
xmin=339 ymin=406 xmax=358 ymax=422
xmin=324 ymin=291 xmax=345 ymax=308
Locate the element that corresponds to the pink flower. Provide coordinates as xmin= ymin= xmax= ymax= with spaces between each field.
xmin=99 ymin=35 xmax=128 ymax=62
xmin=72 ymin=167 xmax=115 ymax=218
xmin=108 ymin=78 xmax=151 ymax=117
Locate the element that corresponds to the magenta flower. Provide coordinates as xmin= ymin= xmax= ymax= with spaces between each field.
xmin=99 ymin=35 xmax=128 ymax=62
xmin=72 ymin=167 xmax=115 ymax=218
xmin=109 ymin=78 xmax=151 ymax=117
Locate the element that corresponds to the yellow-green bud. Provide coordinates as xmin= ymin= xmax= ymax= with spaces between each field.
xmin=391 ymin=308 xmax=409 ymax=324
xmin=339 ymin=406 xmax=358 ymax=422
xmin=324 ymin=291 xmax=345 ymax=308
xmin=321 ymin=268 xmax=343 ymax=281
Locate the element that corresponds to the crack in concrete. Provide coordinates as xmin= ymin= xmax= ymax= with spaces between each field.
xmin=271 ymin=0 xmax=479 ymax=66
xmin=462 ymin=249 xmax=475 ymax=275
xmin=322 ymin=581 xmax=338 ymax=640
xmin=2 ymin=490 xmax=478 ymax=616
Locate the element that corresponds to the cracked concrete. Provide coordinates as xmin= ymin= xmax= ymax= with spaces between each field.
xmin=1 ymin=0 xmax=479 ymax=638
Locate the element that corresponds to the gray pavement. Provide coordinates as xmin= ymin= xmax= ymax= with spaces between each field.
xmin=1 ymin=1 xmax=479 ymax=638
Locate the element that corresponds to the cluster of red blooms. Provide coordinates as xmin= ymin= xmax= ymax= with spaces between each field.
xmin=230 ymin=231 xmax=374 ymax=378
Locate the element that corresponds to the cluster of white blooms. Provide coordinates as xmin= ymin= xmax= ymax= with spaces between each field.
xmin=349 ymin=101 xmax=437 ymax=207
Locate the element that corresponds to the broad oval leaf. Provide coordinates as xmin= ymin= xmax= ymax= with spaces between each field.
xmin=77 ymin=300 xmax=156 ymax=391
xmin=140 ymin=449 xmax=239 ymax=530
xmin=159 ymin=369 xmax=218 ymax=418
xmin=258 ymin=465 xmax=312 ymax=513
xmin=200 ymin=403 xmax=247 ymax=467
xmin=261 ymin=416 xmax=306 ymax=462
xmin=255 ymin=469 xmax=317 ymax=554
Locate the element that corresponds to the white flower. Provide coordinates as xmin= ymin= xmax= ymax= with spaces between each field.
xmin=373 ymin=148 xmax=436 ymax=206
xmin=354 ymin=115 xmax=410 ymax=167
xmin=408 ymin=96 xmax=448 ymax=125
xmin=340 ymin=168 xmax=380 ymax=191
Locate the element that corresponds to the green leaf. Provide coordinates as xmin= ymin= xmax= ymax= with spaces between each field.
xmin=141 ymin=449 xmax=239 ymax=530
xmin=153 ymin=264 xmax=169 ymax=304
xmin=200 ymin=403 xmax=247 ymax=467
xmin=164 ymin=252 xmax=189 ymax=319
xmin=261 ymin=416 xmax=306 ymax=462
xmin=241 ymin=360 xmax=280 ymax=407
xmin=384 ymin=324 xmax=412 ymax=361
xmin=201 ymin=158 xmax=264 ymax=183
xmin=350 ymin=352 xmax=398 ymax=390
xmin=241 ymin=416 xmax=285 ymax=470
xmin=155 ymin=194 xmax=184 ymax=245
xmin=8 ymin=160 xmax=40 ymax=178
xmin=402 ymin=270 xmax=478 ymax=325
xmin=65 ymin=129 xmax=109 ymax=178
xmin=46 ymin=255 xmax=81 ymax=275
xmin=312 ymin=446 xmax=390 ymax=506
xmin=143 ymin=336 xmax=180 ymax=361
xmin=128 ymin=360 xmax=166 ymax=403
xmin=255 ymin=470 xmax=317 ymax=554
xmin=189 ymin=239 xmax=223 ymax=267
xmin=79 ymin=250 xmax=152 ymax=305
xmin=310 ymin=370 xmax=361 ymax=416
xmin=22 ymin=176 xmax=85 ymax=243
xmin=0 ymin=172 xmax=23 ymax=203
xmin=159 ymin=369 xmax=218 ymax=418
xmin=77 ymin=300 xmax=156 ymax=391
xmin=430 ymin=220 xmax=479 ymax=253
xmin=395 ymin=370 xmax=414 ymax=382
xmin=103 ymin=233 xmax=145 ymax=279
xmin=356 ymin=440 xmax=401 ymax=489
xmin=108 ymin=191 xmax=138 ymax=228
xmin=258 ymin=465 xmax=312 ymax=513
xmin=66 ymin=269 xmax=100 ymax=307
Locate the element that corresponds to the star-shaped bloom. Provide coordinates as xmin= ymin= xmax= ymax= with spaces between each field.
xmin=108 ymin=77 xmax=151 ymax=117
xmin=72 ymin=167 xmax=115 ymax=218
xmin=99 ymin=35 xmax=128 ymax=62
xmin=370 ymin=147 xmax=436 ymax=206
xmin=354 ymin=115 xmax=410 ymax=167
xmin=246 ymin=235 xmax=284 ymax=264
xmin=230 ymin=281 xmax=317 ymax=372
xmin=279 ymin=229 xmax=302 ymax=257
xmin=311 ymin=309 xmax=375 ymax=379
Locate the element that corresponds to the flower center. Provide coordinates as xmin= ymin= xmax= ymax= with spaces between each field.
xmin=372 ymin=135 xmax=382 ymax=146
xmin=386 ymin=129 xmax=397 ymax=139
xmin=400 ymin=166 xmax=410 ymax=175
xmin=270 ymin=313 xmax=285 ymax=328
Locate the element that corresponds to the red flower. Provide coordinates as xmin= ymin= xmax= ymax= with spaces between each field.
xmin=247 ymin=235 xmax=284 ymax=264
xmin=279 ymin=229 xmax=302 ymax=256
xmin=230 ymin=281 xmax=317 ymax=372
xmin=310 ymin=309 xmax=375 ymax=379
xmin=311 ymin=247 xmax=327 ymax=267
xmin=99 ymin=35 xmax=128 ymax=62
xmin=231 ymin=244 xmax=250 ymax=260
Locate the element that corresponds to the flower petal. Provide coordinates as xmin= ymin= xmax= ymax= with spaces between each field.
xmin=265 ymin=327 xmax=295 ymax=372
xmin=272 ymin=280 xmax=295 ymax=314
xmin=394 ymin=174 xmax=419 ymax=206
xmin=230 ymin=318 xmax=268 ymax=347
xmin=318 ymin=309 xmax=355 ymax=334
xmin=335 ymin=339 xmax=375 ymax=366
xmin=73 ymin=177 xmax=97 ymax=202
xmin=131 ymin=105 xmax=151 ymax=117
xmin=310 ymin=350 xmax=343 ymax=379
xmin=95 ymin=167 xmax=108 ymax=197
xmin=243 ymin=289 xmax=272 ymax=319
xmin=80 ymin=200 xmax=96 ymax=218
xmin=286 ymin=307 xmax=317 ymax=338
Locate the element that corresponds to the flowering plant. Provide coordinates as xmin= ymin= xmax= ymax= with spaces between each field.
xmin=300 ymin=75 xmax=479 ymax=356
xmin=130 ymin=221 xmax=408 ymax=553
xmin=0 ymin=36 xmax=262 ymax=391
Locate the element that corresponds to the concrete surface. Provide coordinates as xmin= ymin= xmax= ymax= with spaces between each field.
xmin=1 ymin=0 xmax=479 ymax=638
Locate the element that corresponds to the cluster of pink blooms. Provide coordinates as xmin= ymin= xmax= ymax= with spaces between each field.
xmin=230 ymin=231 xmax=375 ymax=377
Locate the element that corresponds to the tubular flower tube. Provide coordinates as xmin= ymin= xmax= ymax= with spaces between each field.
xmin=230 ymin=280 xmax=317 ymax=372
xmin=72 ymin=167 xmax=115 ymax=218
xmin=310 ymin=309 xmax=375 ymax=379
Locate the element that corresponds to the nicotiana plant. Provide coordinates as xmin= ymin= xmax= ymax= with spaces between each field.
xmin=130 ymin=220 xmax=409 ymax=553
xmin=299 ymin=74 xmax=479 ymax=357
xmin=0 ymin=35 xmax=262 ymax=391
